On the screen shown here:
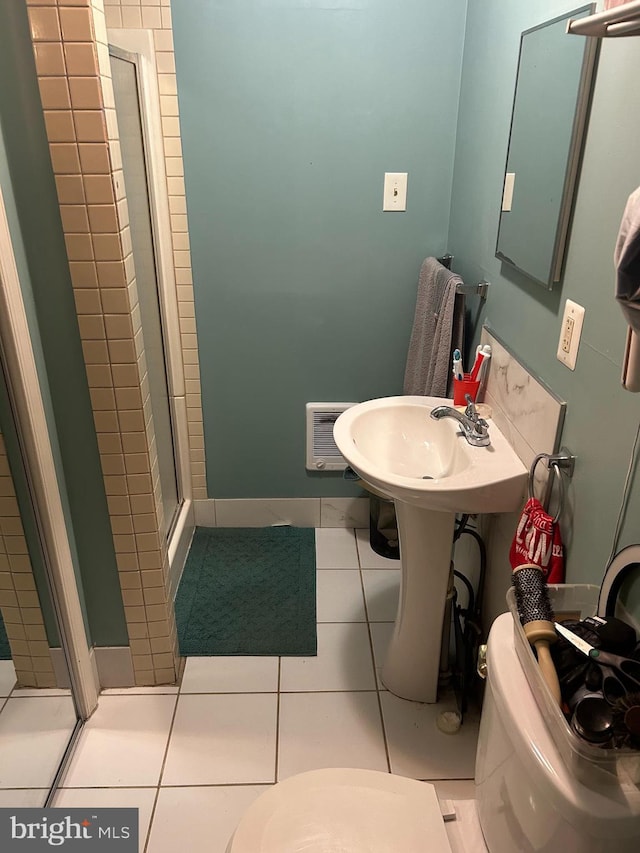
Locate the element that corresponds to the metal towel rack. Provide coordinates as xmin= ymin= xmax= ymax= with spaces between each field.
xmin=528 ymin=448 xmax=576 ymax=523
xmin=567 ymin=1 xmax=640 ymax=37
xmin=437 ymin=254 xmax=490 ymax=300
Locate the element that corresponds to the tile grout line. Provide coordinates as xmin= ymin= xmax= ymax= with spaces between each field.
xmin=355 ymin=528 xmax=393 ymax=775
xmin=143 ymin=686 xmax=182 ymax=852
xmin=274 ymin=657 xmax=281 ymax=785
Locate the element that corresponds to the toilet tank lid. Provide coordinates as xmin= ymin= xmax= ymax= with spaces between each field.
xmin=487 ymin=613 xmax=640 ymax=829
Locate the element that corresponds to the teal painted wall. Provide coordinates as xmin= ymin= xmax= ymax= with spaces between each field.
xmin=175 ymin=1 xmax=640 ymax=604
xmin=0 ymin=2 xmax=128 ymax=646
xmin=173 ymin=0 xmax=468 ymax=498
xmin=448 ymin=2 xmax=640 ymax=595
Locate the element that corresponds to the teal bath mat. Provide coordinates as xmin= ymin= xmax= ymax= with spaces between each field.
xmin=175 ymin=526 xmax=317 ymax=656
xmin=0 ymin=608 xmax=10 ymax=660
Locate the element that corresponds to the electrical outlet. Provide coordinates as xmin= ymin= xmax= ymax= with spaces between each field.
xmin=557 ymin=299 xmax=585 ymax=370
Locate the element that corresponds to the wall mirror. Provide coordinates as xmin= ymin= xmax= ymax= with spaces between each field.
xmin=495 ymin=6 xmax=600 ymax=290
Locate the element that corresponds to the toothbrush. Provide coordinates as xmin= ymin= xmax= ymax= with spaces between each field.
xmin=452 ymin=349 xmax=464 ymax=380
xmin=478 ymin=351 xmax=491 ymax=384
xmin=470 ymin=349 xmax=488 ymax=382
xmin=469 ymin=344 xmax=492 ymax=382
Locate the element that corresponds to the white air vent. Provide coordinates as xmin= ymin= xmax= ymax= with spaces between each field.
xmin=306 ymin=403 xmax=356 ymax=471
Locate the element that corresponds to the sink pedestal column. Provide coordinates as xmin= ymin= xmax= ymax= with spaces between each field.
xmin=381 ymin=501 xmax=455 ymax=703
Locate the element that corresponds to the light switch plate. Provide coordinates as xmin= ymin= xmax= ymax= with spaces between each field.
xmin=502 ymin=173 xmax=515 ymax=211
xmin=557 ymin=299 xmax=585 ymax=370
xmin=383 ymin=172 xmax=408 ymax=211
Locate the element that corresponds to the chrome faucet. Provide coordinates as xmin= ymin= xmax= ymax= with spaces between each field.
xmin=430 ymin=394 xmax=491 ymax=447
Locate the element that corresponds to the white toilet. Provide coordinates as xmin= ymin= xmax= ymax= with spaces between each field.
xmin=227 ymin=613 xmax=640 ymax=852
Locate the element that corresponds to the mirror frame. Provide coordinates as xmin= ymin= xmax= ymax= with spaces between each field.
xmin=496 ymin=6 xmax=600 ymax=289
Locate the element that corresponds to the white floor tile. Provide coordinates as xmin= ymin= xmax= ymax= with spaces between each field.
xmin=315 ymin=528 xmax=359 ymax=569
xmin=355 ymin=527 xmax=401 ymax=569
xmin=278 ymin=691 xmax=388 ymax=780
xmin=381 ymin=692 xmax=479 ymax=780
xmin=362 ymin=569 xmax=400 ymax=622
xmin=62 ymin=695 xmax=176 ymax=788
xmin=0 ymin=696 xmax=77 ymax=788
xmin=180 ymin=656 xmax=279 ymax=693
xmin=53 ymin=787 xmax=157 ymax=852
xmin=432 ymin=779 xmax=476 ymax=799
xmin=0 ymin=789 xmax=48 ymax=807
xmin=280 ymin=623 xmax=375 ymax=692
xmin=316 ymin=570 xmax=366 ymax=622
xmin=148 ymin=785 xmax=269 ymax=853
xmin=162 ymin=693 xmax=277 ymax=785
xmin=369 ymin=621 xmax=394 ymax=689
xmin=0 ymin=661 xmax=16 ymax=697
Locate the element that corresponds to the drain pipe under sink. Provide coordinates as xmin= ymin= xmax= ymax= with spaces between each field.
xmin=438 ymin=561 xmax=456 ymax=686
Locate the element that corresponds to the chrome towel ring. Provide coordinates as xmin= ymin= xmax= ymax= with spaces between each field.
xmin=528 ymin=448 xmax=576 ymax=524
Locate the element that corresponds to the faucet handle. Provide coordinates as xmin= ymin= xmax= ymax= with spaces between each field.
xmin=464 ymin=394 xmax=489 ymax=437
xmin=464 ymin=394 xmax=478 ymax=420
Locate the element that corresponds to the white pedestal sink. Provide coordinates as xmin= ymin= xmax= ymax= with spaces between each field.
xmin=334 ymin=396 xmax=527 ymax=703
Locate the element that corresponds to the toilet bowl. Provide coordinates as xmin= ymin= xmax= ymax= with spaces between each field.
xmin=227 ymin=613 xmax=640 ymax=852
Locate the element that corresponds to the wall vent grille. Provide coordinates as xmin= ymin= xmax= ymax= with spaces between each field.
xmin=305 ymin=403 xmax=356 ymax=471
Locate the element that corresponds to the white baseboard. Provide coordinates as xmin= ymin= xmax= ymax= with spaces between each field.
xmin=192 ymin=497 xmax=370 ymax=529
xmin=91 ymin=646 xmax=135 ymax=689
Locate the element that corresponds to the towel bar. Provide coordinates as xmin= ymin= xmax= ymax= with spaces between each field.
xmin=528 ymin=448 xmax=576 ymax=522
xmin=567 ymin=1 xmax=640 ymax=38
xmin=456 ymin=280 xmax=490 ymax=299
xmin=437 ymin=254 xmax=490 ymax=300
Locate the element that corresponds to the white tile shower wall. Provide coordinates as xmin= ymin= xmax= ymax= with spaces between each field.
xmin=478 ymin=328 xmax=566 ymax=632
xmin=104 ymin=0 xmax=205 ymax=500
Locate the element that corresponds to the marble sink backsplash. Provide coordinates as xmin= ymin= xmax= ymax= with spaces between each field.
xmin=480 ymin=327 xmax=565 ymax=468
xmin=476 ymin=327 xmax=567 ymax=632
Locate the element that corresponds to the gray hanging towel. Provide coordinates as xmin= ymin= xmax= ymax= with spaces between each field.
xmin=403 ymin=257 xmax=465 ymax=398
xmin=615 ymin=186 xmax=640 ymax=333
xmin=615 ymin=187 xmax=640 ymax=391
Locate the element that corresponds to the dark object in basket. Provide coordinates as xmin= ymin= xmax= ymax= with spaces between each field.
xmin=555 ymin=620 xmax=640 ymax=751
xmin=581 ymin=615 xmax=637 ymax=655
xmin=611 ymin=691 xmax=640 ymax=750
xmin=552 ymin=616 xmax=637 ymax=681
xmin=552 ymin=619 xmax=599 ymax=700
xmin=571 ymin=694 xmax=615 ymax=745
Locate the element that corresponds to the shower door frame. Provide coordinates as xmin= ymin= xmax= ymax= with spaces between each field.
xmin=108 ymin=30 xmax=194 ymax=591
xmin=0 ymin=175 xmax=98 ymax=722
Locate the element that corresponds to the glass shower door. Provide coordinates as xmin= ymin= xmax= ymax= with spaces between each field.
xmin=0 ymin=355 xmax=80 ymax=806
xmin=110 ymin=49 xmax=180 ymax=540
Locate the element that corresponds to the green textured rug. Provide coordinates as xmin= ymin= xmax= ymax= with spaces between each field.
xmin=0 ymin=608 xmax=10 ymax=660
xmin=175 ymin=526 xmax=317 ymax=656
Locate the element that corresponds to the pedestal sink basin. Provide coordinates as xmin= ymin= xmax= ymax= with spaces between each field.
xmin=334 ymin=396 xmax=527 ymax=703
